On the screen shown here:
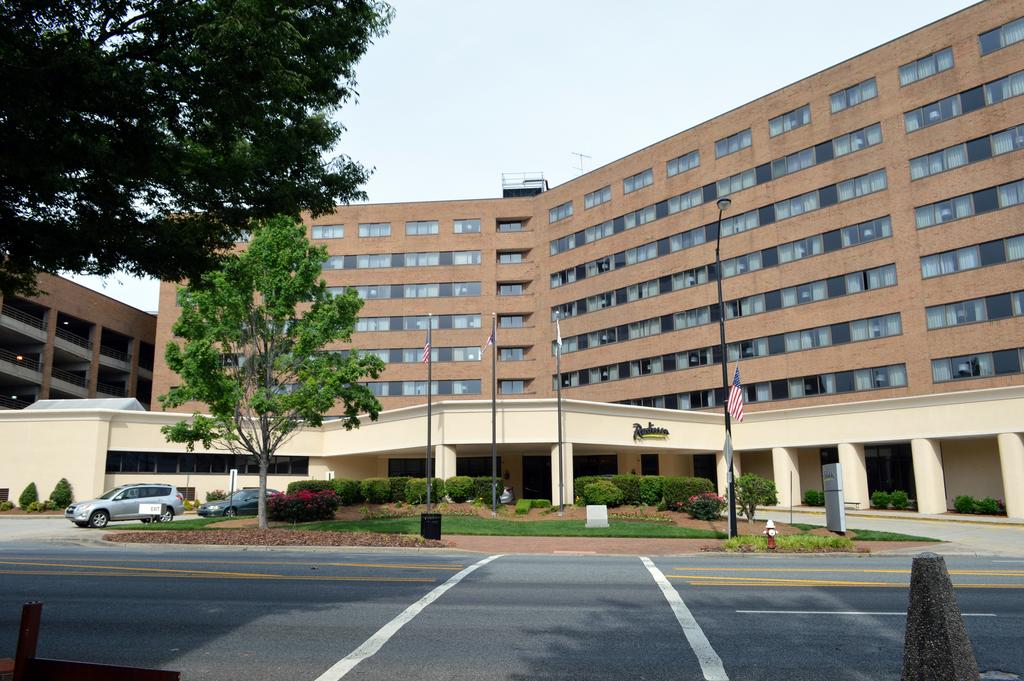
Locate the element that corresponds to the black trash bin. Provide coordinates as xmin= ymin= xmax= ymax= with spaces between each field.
xmin=420 ymin=512 xmax=441 ymax=540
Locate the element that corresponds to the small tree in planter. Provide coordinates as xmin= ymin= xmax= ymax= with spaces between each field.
xmin=49 ymin=478 xmax=74 ymax=508
xmin=18 ymin=482 xmax=38 ymax=509
xmin=734 ymin=474 xmax=778 ymax=524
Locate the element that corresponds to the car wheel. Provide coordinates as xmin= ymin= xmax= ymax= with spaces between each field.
xmin=88 ymin=510 xmax=109 ymax=529
xmin=158 ymin=507 xmax=174 ymax=523
xmin=74 ymin=522 xmax=88 ymax=528
xmin=141 ymin=518 xmax=152 ymax=524
xmin=225 ymin=507 xmax=237 ymax=517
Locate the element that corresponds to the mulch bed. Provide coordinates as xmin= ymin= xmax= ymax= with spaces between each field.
xmin=104 ymin=529 xmax=451 ymax=548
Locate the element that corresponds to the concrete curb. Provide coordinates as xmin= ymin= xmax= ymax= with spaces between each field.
xmin=764 ymin=508 xmax=1024 ymax=527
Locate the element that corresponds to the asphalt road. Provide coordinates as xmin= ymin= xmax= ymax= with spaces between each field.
xmin=0 ymin=544 xmax=1021 ymax=680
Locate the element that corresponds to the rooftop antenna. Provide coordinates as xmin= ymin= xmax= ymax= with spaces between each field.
xmin=571 ymin=152 xmax=591 ymax=175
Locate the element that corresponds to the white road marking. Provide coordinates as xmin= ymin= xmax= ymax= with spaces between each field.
xmin=314 ymin=554 xmax=504 ymax=680
xmin=993 ymin=560 xmax=1024 ymax=563
xmin=736 ymin=610 xmax=995 ymax=616
xmin=641 ymin=556 xmax=728 ymax=681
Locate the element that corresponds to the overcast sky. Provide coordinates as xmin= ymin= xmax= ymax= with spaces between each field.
xmin=66 ymin=0 xmax=978 ymax=311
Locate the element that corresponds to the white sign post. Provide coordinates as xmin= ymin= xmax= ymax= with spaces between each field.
xmin=228 ymin=468 xmax=238 ymax=501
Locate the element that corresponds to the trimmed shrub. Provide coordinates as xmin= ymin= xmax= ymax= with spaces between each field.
xmin=472 ymin=477 xmax=498 ymax=502
xmin=49 ymin=478 xmax=73 ymax=508
xmin=267 ymin=490 xmax=339 ymax=523
xmin=687 ymin=492 xmax=727 ymax=520
xmin=870 ymin=490 xmax=891 ymax=509
xmin=404 ymin=478 xmax=446 ymax=505
xmin=387 ymin=476 xmax=410 ymax=503
xmin=360 ymin=478 xmax=391 ymax=504
xmin=734 ymin=474 xmax=778 ymax=524
xmin=638 ymin=476 xmax=664 ymax=506
xmin=889 ymin=490 xmax=909 ymax=510
xmin=662 ymin=476 xmax=714 ymax=512
xmin=18 ymin=482 xmax=38 ymax=509
xmin=445 ymin=476 xmax=475 ymax=503
xmin=206 ymin=489 xmax=228 ymax=502
xmin=531 ymin=499 xmax=552 ymax=509
xmin=976 ymin=497 xmax=1001 ymax=515
xmin=286 ymin=480 xmax=335 ymax=494
xmin=0 ymin=501 xmax=14 ymax=511
xmin=954 ymin=495 xmax=976 ymax=514
xmin=515 ymin=498 xmax=532 ymax=514
xmin=26 ymin=501 xmax=44 ymax=513
xmin=803 ymin=490 xmax=825 ymax=506
xmin=582 ymin=480 xmax=624 ymax=507
xmin=573 ymin=476 xmax=604 ymax=500
xmin=609 ymin=475 xmax=642 ymax=506
xmin=331 ymin=479 xmax=361 ymax=506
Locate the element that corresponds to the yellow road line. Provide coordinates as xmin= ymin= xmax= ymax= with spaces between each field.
xmin=670 ymin=574 xmax=899 ymax=587
xmin=665 ymin=566 xmax=1024 ymax=577
xmin=0 ymin=569 xmax=435 ymax=583
xmin=0 ymin=557 xmax=463 ymax=571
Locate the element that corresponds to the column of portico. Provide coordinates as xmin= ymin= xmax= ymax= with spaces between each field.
xmin=551 ymin=442 xmax=573 ymax=507
xmin=997 ymin=433 xmax=1024 ymax=519
xmin=715 ymin=450 xmax=741 ymax=498
xmin=838 ymin=443 xmax=870 ymax=510
xmin=910 ymin=438 xmax=948 ymax=514
xmin=771 ymin=447 xmax=800 ymax=508
xmin=434 ymin=444 xmax=457 ymax=481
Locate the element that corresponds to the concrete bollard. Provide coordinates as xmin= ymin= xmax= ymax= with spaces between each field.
xmin=901 ymin=552 xmax=979 ymax=681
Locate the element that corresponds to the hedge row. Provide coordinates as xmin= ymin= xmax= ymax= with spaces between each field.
xmin=285 ymin=475 xmax=503 ymax=506
xmin=574 ymin=475 xmax=713 ymax=508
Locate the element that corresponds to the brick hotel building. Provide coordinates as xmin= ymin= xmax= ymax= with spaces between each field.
xmin=4 ymin=0 xmax=1023 ymax=517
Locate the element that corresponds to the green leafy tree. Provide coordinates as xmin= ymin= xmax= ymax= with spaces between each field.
xmin=18 ymin=482 xmax=38 ymax=508
xmin=734 ymin=474 xmax=779 ymax=525
xmin=49 ymin=478 xmax=74 ymax=508
xmin=159 ymin=215 xmax=385 ymax=528
xmin=0 ymin=0 xmax=393 ymax=296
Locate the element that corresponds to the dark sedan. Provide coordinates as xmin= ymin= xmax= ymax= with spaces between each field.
xmin=197 ymin=489 xmax=278 ymax=517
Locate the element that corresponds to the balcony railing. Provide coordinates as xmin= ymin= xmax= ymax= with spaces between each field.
xmin=55 ymin=327 xmax=92 ymax=350
xmin=96 ymin=382 xmax=127 ymax=397
xmin=99 ymin=345 xmax=130 ymax=363
xmin=51 ymin=368 xmax=87 ymax=387
xmin=0 ymin=395 xmax=31 ymax=409
xmin=0 ymin=348 xmax=41 ymax=372
xmin=1 ymin=305 xmax=46 ymax=330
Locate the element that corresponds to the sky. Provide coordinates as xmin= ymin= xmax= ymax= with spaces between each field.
xmin=66 ymin=0 xmax=979 ymax=312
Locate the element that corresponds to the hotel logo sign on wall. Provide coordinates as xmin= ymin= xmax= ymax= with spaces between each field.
xmin=633 ymin=422 xmax=670 ymax=442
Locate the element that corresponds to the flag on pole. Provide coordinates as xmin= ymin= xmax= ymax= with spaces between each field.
xmin=727 ymin=364 xmax=745 ymax=422
xmin=483 ymin=327 xmax=494 ymax=353
xmin=555 ymin=316 xmax=562 ymax=348
xmin=421 ymin=332 xmax=431 ymax=363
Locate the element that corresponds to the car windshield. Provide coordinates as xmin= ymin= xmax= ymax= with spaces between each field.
xmin=97 ymin=488 xmax=124 ymax=500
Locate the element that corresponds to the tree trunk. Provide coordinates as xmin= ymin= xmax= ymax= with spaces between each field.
xmin=258 ymin=458 xmax=269 ymax=530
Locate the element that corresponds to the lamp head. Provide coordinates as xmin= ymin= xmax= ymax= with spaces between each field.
xmin=717 ymin=198 xmax=732 ymax=212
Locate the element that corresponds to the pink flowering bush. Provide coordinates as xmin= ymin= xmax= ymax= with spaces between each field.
xmin=686 ymin=492 xmax=727 ymax=520
xmin=267 ymin=490 xmax=339 ymax=523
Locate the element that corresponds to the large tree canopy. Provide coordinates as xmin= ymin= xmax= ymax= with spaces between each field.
xmin=0 ymin=0 xmax=393 ymax=296
xmin=160 ymin=214 xmax=385 ymax=529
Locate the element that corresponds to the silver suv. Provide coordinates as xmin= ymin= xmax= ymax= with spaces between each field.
xmin=65 ymin=483 xmax=185 ymax=528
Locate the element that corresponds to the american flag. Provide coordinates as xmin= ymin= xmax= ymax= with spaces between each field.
xmin=555 ymin=316 xmax=562 ymax=348
xmin=727 ymin=365 xmax=745 ymax=422
xmin=421 ymin=332 xmax=431 ymax=363
xmin=483 ymin=327 xmax=495 ymax=352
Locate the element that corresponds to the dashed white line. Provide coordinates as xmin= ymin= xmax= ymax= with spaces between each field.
xmin=314 ymin=554 xmax=503 ymax=680
xmin=641 ymin=556 xmax=728 ymax=681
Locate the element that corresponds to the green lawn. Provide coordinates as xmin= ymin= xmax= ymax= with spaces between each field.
xmin=300 ymin=516 xmax=725 ymax=539
xmin=847 ymin=528 xmax=941 ymax=542
xmin=108 ymin=517 xmax=232 ymax=531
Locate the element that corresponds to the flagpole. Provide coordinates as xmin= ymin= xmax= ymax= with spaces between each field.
xmin=713 ymin=198 xmax=739 ymax=539
xmin=555 ymin=312 xmax=564 ymax=516
xmin=490 ymin=312 xmax=497 ymax=518
xmin=426 ymin=314 xmax=433 ymax=509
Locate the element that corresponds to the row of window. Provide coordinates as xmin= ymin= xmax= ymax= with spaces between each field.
xmin=315 ymin=220 xmax=484 ymax=239
xmin=905 ymin=67 xmax=1024 ymax=133
xmin=549 ymin=121 xmax=881 ymax=257
xmin=554 ymin=264 xmax=897 ymax=355
xmin=329 ymin=282 xmax=481 ymax=300
xmin=915 ymin=177 xmax=1024 ymax=228
xmin=979 ymin=16 xmax=1024 ymax=56
xmin=105 ymin=452 xmax=309 ymax=476
xmin=555 ymin=313 xmax=902 ymax=389
xmin=910 ymin=123 xmax=1024 ymax=180
xmin=926 ymin=290 xmax=1024 ymax=330
xmin=900 ymin=47 xmax=954 ymax=86
xmin=769 ymin=104 xmax=811 ymax=137
xmin=551 ymin=215 xmax=891 ymax=322
xmin=363 ymin=380 xmax=482 ymax=396
xmin=830 ymin=78 xmax=877 ymax=113
xmin=618 ymin=364 xmax=908 ymax=411
xmin=549 ymin=201 xmax=573 ymax=223
xmin=356 ymin=347 xmax=483 ymax=363
xmin=550 ymin=168 xmax=888 ymax=289
xmin=920 ymin=234 xmax=1024 ymax=279
xmin=356 ymin=314 xmax=482 ymax=332
xmin=932 ymin=348 xmax=1024 ymax=383
xmin=322 ymin=251 xmax=480 ymax=270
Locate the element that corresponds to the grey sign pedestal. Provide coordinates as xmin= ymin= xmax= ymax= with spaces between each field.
xmin=822 ymin=462 xmax=846 ymax=534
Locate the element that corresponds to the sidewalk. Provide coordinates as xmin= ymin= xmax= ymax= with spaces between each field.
xmin=765 ymin=506 xmax=1024 ymax=526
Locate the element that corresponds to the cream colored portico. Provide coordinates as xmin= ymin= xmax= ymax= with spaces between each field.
xmin=1 ymin=387 xmax=1022 ymax=519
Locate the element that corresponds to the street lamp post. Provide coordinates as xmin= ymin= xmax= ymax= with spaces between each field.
xmin=713 ymin=197 xmax=739 ymax=539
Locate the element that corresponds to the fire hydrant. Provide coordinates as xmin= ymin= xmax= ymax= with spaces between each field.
xmin=763 ymin=519 xmax=778 ymax=550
